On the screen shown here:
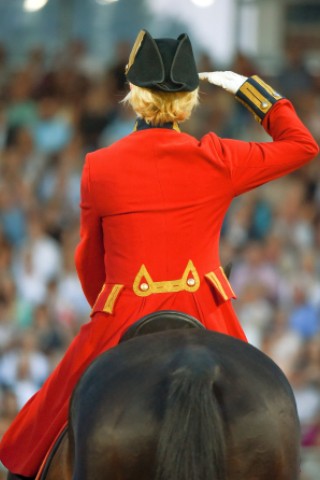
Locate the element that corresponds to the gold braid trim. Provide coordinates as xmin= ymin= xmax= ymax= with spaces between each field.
xmin=204 ymin=272 xmax=228 ymax=301
xmin=125 ymin=30 xmax=146 ymax=74
xmin=103 ymin=284 xmax=124 ymax=314
xmin=133 ymin=260 xmax=200 ymax=297
xmin=236 ymin=75 xmax=284 ymax=123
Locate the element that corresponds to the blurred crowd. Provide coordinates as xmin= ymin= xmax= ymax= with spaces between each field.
xmin=0 ymin=37 xmax=319 ymax=474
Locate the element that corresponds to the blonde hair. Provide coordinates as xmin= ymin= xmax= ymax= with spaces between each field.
xmin=123 ymin=85 xmax=199 ymax=125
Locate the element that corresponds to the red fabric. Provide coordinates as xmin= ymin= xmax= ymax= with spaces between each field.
xmin=35 ymin=423 xmax=67 ymax=480
xmin=0 ymin=99 xmax=318 ymax=476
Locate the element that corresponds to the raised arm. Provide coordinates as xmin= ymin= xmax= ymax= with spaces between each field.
xmin=199 ymin=72 xmax=319 ymax=196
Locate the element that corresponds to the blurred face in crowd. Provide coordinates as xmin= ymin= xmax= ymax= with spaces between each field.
xmin=9 ymin=71 xmax=33 ymax=102
xmin=37 ymin=97 xmax=60 ymax=120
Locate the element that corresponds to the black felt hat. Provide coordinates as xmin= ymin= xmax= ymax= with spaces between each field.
xmin=126 ymin=30 xmax=199 ymax=92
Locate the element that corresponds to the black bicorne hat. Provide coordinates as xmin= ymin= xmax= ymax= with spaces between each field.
xmin=126 ymin=30 xmax=199 ymax=92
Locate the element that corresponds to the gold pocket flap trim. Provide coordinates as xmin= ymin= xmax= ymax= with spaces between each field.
xmin=103 ymin=284 xmax=124 ymax=314
xmin=205 ymin=266 xmax=237 ymax=301
xmin=91 ymin=283 xmax=124 ymax=315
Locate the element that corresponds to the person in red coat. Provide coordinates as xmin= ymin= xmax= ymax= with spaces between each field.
xmin=1 ymin=30 xmax=318 ymax=479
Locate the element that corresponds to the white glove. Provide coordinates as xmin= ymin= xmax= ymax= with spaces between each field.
xmin=198 ymin=71 xmax=248 ymax=94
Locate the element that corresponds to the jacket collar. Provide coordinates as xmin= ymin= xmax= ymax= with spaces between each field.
xmin=134 ymin=118 xmax=180 ymax=132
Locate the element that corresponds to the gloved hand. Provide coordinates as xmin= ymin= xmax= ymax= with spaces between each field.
xmin=198 ymin=71 xmax=248 ymax=94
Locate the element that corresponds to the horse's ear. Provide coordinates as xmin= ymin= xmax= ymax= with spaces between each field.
xmin=223 ymin=262 xmax=233 ymax=279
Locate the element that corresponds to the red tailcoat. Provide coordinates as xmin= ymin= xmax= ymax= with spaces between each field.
xmin=0 ymin=98 xmax=318 ymax=476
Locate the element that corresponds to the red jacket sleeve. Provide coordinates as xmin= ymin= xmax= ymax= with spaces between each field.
xmin=74 ymin=154 xmax=105 ymax=307
xmin=206 ymin=99 xmax=319 ymax=196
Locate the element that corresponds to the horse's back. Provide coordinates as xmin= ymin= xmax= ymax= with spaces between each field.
xmin=69 ymin=330 xmax=300 ymax=480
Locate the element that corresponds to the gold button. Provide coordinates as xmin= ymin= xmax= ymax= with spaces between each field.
xmin=140 ymin=282 xmax=149 ymax=291
xmin=187 ymin=278 xmax=196 ymax=287
xmin=261 ymin=101 xmax=269 ymax=109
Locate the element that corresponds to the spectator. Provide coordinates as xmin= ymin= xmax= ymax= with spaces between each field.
xmin=33 ymin=95 xmax=73 ymax=155
xmin=0 ymin=330 xmax=50 ymax=409
xmin=288 ymin=286 xmax=320 ymax=339
xmin=275 ymin=44 xmax=314 ymax=98
xmin=262 ymin=307 xmax=304 ymax=379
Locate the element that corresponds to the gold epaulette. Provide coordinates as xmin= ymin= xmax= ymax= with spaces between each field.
xmin=235 ymin=75 xmax=284 ymax=123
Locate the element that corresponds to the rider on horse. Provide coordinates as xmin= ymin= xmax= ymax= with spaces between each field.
xmin=0 ymin=30 xmax=318 ymax=479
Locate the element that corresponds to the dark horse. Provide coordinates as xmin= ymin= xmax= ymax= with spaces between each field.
xmin=41 ymin=315 xmax=300 ymax=480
